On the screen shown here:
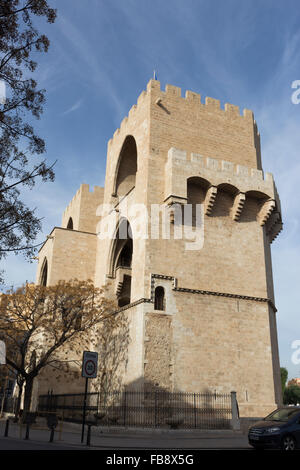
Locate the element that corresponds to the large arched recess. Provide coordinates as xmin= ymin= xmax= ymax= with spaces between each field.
xmin=187 ymin=176 xmax=211 ymax=204
xmin=108 ymin=218 xmax=133 ymax=278
xmin=241 ymin=189 xmax=271 ymax=223
xmin=108 ymin=218 xmax=133 ymax=307
xmin=39 ymin=258 xmax=48 ymax=286
xmin=113 ymin=135 xmax=137 ymax=197
xmin=187 ymin=177 xmax=210 ymax=227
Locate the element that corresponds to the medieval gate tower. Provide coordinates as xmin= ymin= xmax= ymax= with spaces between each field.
xmin=36 ymin=79 xmax=283 ymax=418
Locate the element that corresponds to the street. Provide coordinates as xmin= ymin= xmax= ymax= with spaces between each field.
xmin=0 ymin=418 xmax=252 ymax=450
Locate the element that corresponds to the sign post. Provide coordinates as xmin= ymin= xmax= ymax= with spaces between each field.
xmin=81 ymin=351 xmax=98 ymax=443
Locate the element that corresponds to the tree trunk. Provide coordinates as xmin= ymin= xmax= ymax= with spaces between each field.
xmin=14 ymin=380 xmax=24 ymax=422
xmin=23 ymin=377 xmax=34 ymax=416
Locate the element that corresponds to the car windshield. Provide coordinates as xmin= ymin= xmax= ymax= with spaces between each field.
xmin=264 ymin=408 xmax=300 ymax=422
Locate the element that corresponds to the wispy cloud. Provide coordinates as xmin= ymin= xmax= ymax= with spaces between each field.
xmin=55 ymin=13 xmax=126 ymax=119
xmin=61 ymin=98 xmax=83 ymax=115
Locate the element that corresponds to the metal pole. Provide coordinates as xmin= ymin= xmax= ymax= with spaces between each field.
xmin=58 ymin=408 xmax=64 ymax=441
xmin=4 ymin=418 xmax=9 ymax=437
xmin=123 ymin=391 xmax=127 ymax=426
xmin=81 ymin=377 xmax=88 ymax=443
xmin=155 ymin=391 xmax=158 ymax=428
xmin=194 ymin=393 xmax=197 ymax=429
xmin=24 ymin=423 xmax=30 ymax=440
xmin=86 ymin=424 xmax=91 ymax=446
xmin=0 ymin=372 xmax=8 ymax=417
xmin=49 ymin=427 xmax=55 ymax=443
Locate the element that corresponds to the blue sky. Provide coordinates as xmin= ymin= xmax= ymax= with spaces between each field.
xmin=2 ymin=0 xmax=300 ymax=380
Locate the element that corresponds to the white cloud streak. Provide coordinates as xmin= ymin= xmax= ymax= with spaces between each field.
xmin=61 ymin=98 xmax=83 ymax=115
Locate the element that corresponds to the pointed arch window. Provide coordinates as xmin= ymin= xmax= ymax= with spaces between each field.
xmin=67 ymin=217 xmax=73 ymax=230
xmin=117 ymin=239 xmax=132 ymax=268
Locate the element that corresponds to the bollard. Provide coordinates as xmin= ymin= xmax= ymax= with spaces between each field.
xmin=4 ymin=419 xmax=9 ymax=437
xmin=86 ymin=424 xmax=91 ymax=447
xmin=49 ymin=427 xmax=55 ymax=443
xmin=230 ymin=390 xmax=241 ymax=431
xmin=24 ymin=423 xmax=30 ymax=440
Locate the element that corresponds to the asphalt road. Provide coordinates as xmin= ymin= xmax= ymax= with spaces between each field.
xmin=0 ymin=436 xmax=83 ymax=450
xmin=0 ymin=418 xmax=252 ymax=451
xmin=0 ymin=433 xmax=251 ymax=450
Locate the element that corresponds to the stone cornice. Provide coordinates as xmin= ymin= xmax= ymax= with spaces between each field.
xmin=114 ymin=273 xmax=277 ymax=314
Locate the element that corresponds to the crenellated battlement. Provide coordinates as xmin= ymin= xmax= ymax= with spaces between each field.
xmin=62 ymin=184 xmax=104 ymax=233
xmin=107 ymin=86 xmax=149 ymax=148
xmin=62 ymin=184 xmax=103 ymax=217
xmin=165 ymin=147 xmax=274 ymax=188
xmin=107 ymin=79 xmax=257 ymax=150
xmin=146 ymin=79 xmax=256 ymax=121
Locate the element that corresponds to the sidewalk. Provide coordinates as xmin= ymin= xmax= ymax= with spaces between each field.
xmin=0 ymin=418 xmax=251 ymax=450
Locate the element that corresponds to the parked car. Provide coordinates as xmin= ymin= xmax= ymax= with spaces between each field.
xmin=248 ymin=407 xmax=300 ymax=450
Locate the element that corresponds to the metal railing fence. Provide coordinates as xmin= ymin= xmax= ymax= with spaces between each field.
xmin=38 ymin=390 xmax=232 ymax=429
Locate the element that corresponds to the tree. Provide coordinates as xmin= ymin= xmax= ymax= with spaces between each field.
xmin=283 ymin=385 xmax=300 ymax=405
xmin=0 ymin=1 xmax=57 ymax=282
xmin=0 ymin=280 xmax=116 ymax=417
xmin=280 ymin=367 xmax=288 ymax=397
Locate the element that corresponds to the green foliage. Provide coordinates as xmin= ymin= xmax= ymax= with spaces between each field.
xmin=283 ymin=385 xmax=300 ymax=405
xmin=280 ymin=367 xmax=288 ymax=395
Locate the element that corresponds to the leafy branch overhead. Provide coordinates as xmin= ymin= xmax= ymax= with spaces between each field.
xmin=0 ymin=1 xmax=57 ymax=276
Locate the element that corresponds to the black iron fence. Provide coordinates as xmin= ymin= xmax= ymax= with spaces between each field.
xmin=38 ymin=390 xmax=232 ymax=429
xmin=0 ymin=394 xmax=17 ymax=415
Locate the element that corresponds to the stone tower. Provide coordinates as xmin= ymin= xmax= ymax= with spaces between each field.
xmin=36 ymin=79 xmax=283 ymax=418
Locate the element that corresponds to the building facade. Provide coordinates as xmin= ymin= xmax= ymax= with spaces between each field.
xmin=36 ymin=79 xmax=283 ymax=417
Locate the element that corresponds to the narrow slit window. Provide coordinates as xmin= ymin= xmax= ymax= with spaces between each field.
xmin=154 ymin=286 xmax=165 ymax=311
xmin=40 ymin=259 xmax=48 ymax=287
xmin=67 ymin=217 xmax=73 ymax=230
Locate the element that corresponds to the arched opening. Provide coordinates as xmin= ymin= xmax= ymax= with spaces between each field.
xmin=109 ymin=218 xmax=133 ymax=276
xmin=118 ymin=275 xmax=132 ymax=308
xmin=187 ymin=177 xmax=210 ymax=227
xmin=114 ymin=135 xmax=137 ymax=197
xmin=243 ymin=190 xmax=270 ymax=223
xmin=154 ymin=286 xmax=165 ymax=311
xmin=117 ymin=239 xmax=132 ymax=268
xmin=217 ymin=183 xmax=239 ymax=196
xmin=40 ymin=258 xmax=48 ymax=286
xmin=214 ymin=183 xmax=240 ymax=217
xmin=67 ymin=217 xmax=73 ymax=230
xmin=109 ymin=218 xmax=133 ymax=307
